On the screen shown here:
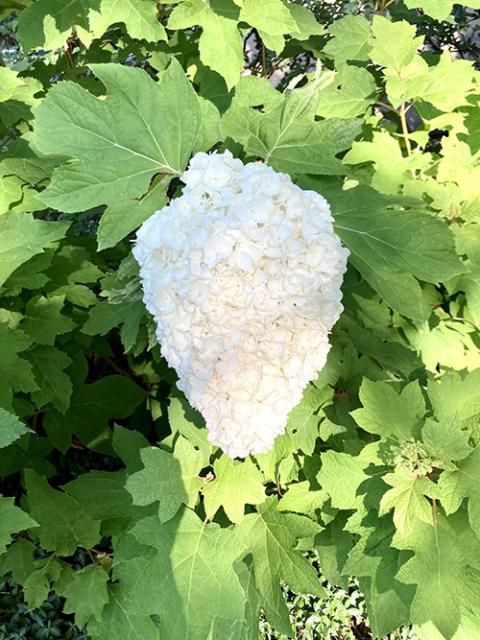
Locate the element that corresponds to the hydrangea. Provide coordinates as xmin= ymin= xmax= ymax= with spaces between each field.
xmin=133 ymin=151 xmax=349 ymax=458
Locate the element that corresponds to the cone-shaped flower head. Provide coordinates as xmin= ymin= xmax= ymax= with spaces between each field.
xmin=133 ymin=151 xmax=348 ymax=458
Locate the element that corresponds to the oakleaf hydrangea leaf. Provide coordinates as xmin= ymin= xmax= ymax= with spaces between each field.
xmin=167 ymin=0 xmax=243 ymax=89
xmin=31 ymin=60 xmax=220 ymax=213
xmin=422 ymin=417 xmax=473 ymax=465
xmin=323 ymin=15 xmax=371 ymax=64
xmin=0 ymin=407 xmax=32 ymax=449
xmin=438 ymin=448 xmax=480 ymax=537
xmin=203 ymin=456 xmax=266 ymax=523
xmin=316 ymin=65 xmax=376 ymax=120
xmin=222 ymin=81 xmax=361 ymax=175
xmin=63 ymin=565 xmax=110 ymax=627
xmin=17 ymin=0 xmax=166 ymax=51
xmin=236 ymin=498 xmax=323 ymax=633
xmin=118 ymin=508 xmax=248 ymax=640
xmin=21 ymin=294 xmax=75 ymax=345
xmin=317 ymin=451 xmax=368 ymax=510
xmin=239 ymin=0 xmax=297 ymax=36
xmin=379 ymin=469 xmax=437 ymax=538
xmin=0 ymin=213 xmax=68 ymax=289
xmin=126 ymin=437 xmax=203 ymax=522
xmin=88 ymin=0 xmax=167 ymax=43
xmin=404 ymin=0 xmax=480 ymax=21
xmin=277 ymin=481 xmax=327 ymax=517
xmin=326 ymin=185 xmax=464 ymax=321
xmin=28 ymin=345 xmax=73 ymax=413
xmin=0 ymin=325 xmax=38 ymax=408
xmin=43 ymin=374 xmax=144 ymax=452
xmin=370 ymin=16 xmax=422 ymax=71
xmin=64 ymin=470 xmax=144 ymax=533
xmin=24 ymin=469 xmax=101 ymax=555
xmin=0 ymin=497 xmax=38 ymax=553
xmin=396 ymin=513 xmax=480 ymax=638
xmin=428 ymin=369 xmax=480 ymax=430
xmin=88 ymin=585 xmax=162 ymax=640
xmin=0 ymin=67 xmax=42 ymax=126
xmin=23 ymin=568 xmax=50 ymax=609
xmin=352 ymin=379 xmax=425 ymax=441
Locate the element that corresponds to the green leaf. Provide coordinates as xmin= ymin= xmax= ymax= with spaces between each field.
xmin=96 ymin=176 xmax=169 ymax=250
xmin=0 ymin=67 xmax=41 ymax=126
xmin=343 ymin=517 xmax=413 ymax=636
xmin=24 ymin=469 xmax=101 ymax=555
xmin=422 ymin=417 xmax=473 ymax=465
xmin=398 ymin=52 xmax=475 ymax=111
xmin=168 ymin=0 xmax=243 ymax=89
xmin=203 ymin=456 xmax=266 ymax=523
xmin=396 ymin=513 xmax=480 ymax=638
xmin=317 ymin=451 xmax=368 ymax=510
xmin=352 ymin=379 xmax=425 ymax=441
xmin=32 ymin=60 xmax=219 ymax=213
xmin=370 ymin=16 xmax=423 ymax=71
xmin=236 ymin=497 xmax=323 ymax=632
xmin=43 ymin=374 xmax=144 ymax=452
xmin=64 ymin=470 xmax=142 ymax=529
xmin=327 ymin=185 xmax=464 ymax=321
xmin=168 ymin=395 xmax=212 ymax=463
xmin=21 ymin=294 xmax=75 ymax=345
xmin=0 ymin=539 xmax=36 ymax=584
xmin=344 ymin=131 xmax=419 ymax=194
xmin=0 ymin=213 xmax=68 ymax=289
xmin=126 ymin=436 xmax=203 ymax=522
xmin=254 ymin=434 xmax=295 ymax=485
xmin=239 ymin=0 xmax=297 ymax=36
xmin=118 ymin=508 xmax=247 ymax=640
xmin=404 ymin=0 xmax=480 ymax=21
xmin=63 ymin=565 xmax=109 ymax=627
xmin=17 ymin=0 xmax=90 ymax=51
xmin=314 ymin=515 xmax=353 ymax=586
xmin=112 ymin=424 xmax=150 ymax=472
xmin=222 ymin=80 xmax=361 ymax=175
xmin=17 ymin=0 xmax=166 ymax=51
xmin=88 ymin=585 xmax=161 ymax=640
xmin=0 ymin=497 xmax=38 ymax=553
xmin=286 ymin=384 xmax=328 ymax=455
xmin=88 ymin=0 xmax=167 ymax=42
xmin=0 ymin=324 xmax=38 ymax=407
xmin=28 ymin=345 xmax=73 ymax=413
xmin=0 ymin=152 xmax=59 ymax=186
xmin=0 ymin=175 xmax=23 ymax=211
xmin=428 ymin=369 xmax=480 ymax=430
xmin=323 ymin=15 xmax=371 ymax=64
xmin=24 ymin=568 xmax=50 ymax=609
xmin=82 ymin=299 xmax=146 ymax=352
xmin=287 ymin=3 xmax=323 ymax=40
xmin=316 ymin=65 xmax=376 ymax=119
xmin=438 ymin=448 xmax=480 ymax=537
xmin=0 ymin=407 xmax=32 ymax=448
xmin=277 ymin=481 xmax=327 ymax=517
xmin=379 ymin=469 xmax=436 ymax=538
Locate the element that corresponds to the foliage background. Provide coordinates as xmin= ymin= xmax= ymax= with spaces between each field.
xmin=1 ymin=1 xmax=480 ymax=639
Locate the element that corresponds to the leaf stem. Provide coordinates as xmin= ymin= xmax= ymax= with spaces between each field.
xmin=376 ymin=0 xmax=396 ymax=12
xmin=82 ymin=546 xmax=98 ymax=565
xmin=375 ymin=100 xmax=395 ymax=112
xmin=399 ymin=102 xmax=412 ymax=156
xmin=261 ymin=40 xmax=268 ymax=78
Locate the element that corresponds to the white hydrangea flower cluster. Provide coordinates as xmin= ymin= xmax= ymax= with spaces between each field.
xmin=133 ymin=151 xmax=349 ymax=458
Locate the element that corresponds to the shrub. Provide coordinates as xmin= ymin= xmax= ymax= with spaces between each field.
xmin=1 ymin=1 xmax=480 ymax=639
